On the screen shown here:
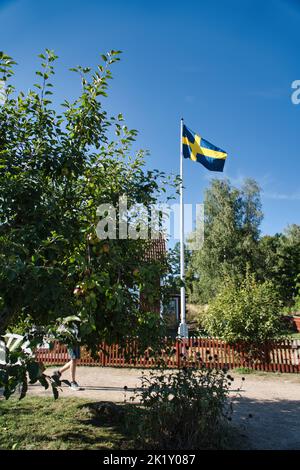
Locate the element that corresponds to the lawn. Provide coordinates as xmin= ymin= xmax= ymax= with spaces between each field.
xmin=288 ymin=332 xmax=300 ymax=339
xmin=0 ymin=397 xmax=134 ymax=450
xmin=0 ymin=394 xmax=246 ymax=451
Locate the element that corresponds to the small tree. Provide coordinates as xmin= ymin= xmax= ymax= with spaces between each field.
xmin=203 ymin=270 xmax=284 ymax=348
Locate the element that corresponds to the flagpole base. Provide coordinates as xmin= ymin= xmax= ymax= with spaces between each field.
xmin=177 ymin=322 xmax=189 ymax=338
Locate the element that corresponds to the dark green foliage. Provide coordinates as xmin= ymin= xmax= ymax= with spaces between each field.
xmin=258 ymin=225 xmax=300 ymax=308
xmin=126 ymin=365 xmax=235 ymax=449
xmin=0 ymin=344 xmax=58 ymax=400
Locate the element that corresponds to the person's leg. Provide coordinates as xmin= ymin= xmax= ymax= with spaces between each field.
xmin=59 ymin=360 xmax=72 ymax=374
xmin=70 ymin=358 xmax=77 ymax=382
xmin=52 ymin=345 xmax=80 ymax=387
xmin=51 ymin=360 xmax=71 ymax=382
xmin=70 ymin=347 xmax=81 ymax=390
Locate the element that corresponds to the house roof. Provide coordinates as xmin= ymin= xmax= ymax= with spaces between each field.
xmin=144 ymin=237 xmax=166 ymax=261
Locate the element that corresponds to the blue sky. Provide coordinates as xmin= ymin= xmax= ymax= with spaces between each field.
xmin=1 ymin=0 xmax=300 ymax=239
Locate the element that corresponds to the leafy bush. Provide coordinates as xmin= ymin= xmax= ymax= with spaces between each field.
xmin=294 ymin=297 xmax=300 ymax=313
xmin=126 ymin=365 xmax=235 ymax=450
xmin=293 ymin=279 xmax=300 ymax=313
xmin=0 ymin=341 xmax=64 ymax=400
xmin=203 ymin=271 xmax=285 ymax=346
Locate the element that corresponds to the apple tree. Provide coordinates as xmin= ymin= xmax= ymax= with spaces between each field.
xmin=0 ymin=50 xmax=176 ymax=398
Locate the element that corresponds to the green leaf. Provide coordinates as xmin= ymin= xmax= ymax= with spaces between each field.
xmin=39 ymin=375 xmax=49 ymax=390
xmin=27 ymin=362 xmax=40 ymax=383
xmin=51 ymin=384 xmax=59 ymax=400
xmin=19 ymin=379 xmax=28 ymax=400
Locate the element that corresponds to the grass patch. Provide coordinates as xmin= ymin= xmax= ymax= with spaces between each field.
xmin=288 ymin=332 xmax=300 ymax=339
xmin=0 ymin=394 xmax=247 ymax=450
xmin=0 ymin=396 xmax=134 ymax=450
xmin=233 ymin=367 xmax=254 ymax=375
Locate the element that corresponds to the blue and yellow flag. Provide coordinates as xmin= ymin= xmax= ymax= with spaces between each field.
xmin=182 ymin=124 xmax=227 ymax=172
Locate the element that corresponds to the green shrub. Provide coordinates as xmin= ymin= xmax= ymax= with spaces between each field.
xmin=294 ymin=292 xmax=300 ymax=313
xmin=234 ymin=367 xmax=253 ymax=374
xmin=203 ymin=271 xmax=284 ymax=347
xmin=127 ymin=365 xmax=235 ymax=450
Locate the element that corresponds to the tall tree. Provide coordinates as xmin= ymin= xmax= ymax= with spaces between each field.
xmin=187 ymin=178 xmax=263 ymax=303
xmin=258 ymin=225 xmax=300 ymax=306
xmin=165 ymin=242 xmax=192 ymax=292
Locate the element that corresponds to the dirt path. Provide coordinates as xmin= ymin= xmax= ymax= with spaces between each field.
xmin=230 ymin=373 xmax=300 ymax=449
xmin=28 ymin=367 xmax=300 ymax=450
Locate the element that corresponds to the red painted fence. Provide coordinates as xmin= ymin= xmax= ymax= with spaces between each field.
xmin=36 ymin=338 xmax=300 ymax=373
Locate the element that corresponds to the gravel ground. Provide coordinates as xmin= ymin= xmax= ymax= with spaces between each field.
xmin=230 ymin=372 xmax=300 ymax=449
xmin=26 ymin=367 xmax=300 ymax=450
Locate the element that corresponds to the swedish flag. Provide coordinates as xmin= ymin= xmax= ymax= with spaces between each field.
xmin=182 ymin=124 xmax=227 ymax=172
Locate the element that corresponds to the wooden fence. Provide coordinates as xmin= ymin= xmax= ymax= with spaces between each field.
xmin=35 ymin=338 xmax=300 ymax=373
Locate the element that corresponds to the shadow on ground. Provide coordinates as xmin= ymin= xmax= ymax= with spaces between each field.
xmin=29 ymin=383 xmax=139 ymax=392
xmin=232 ymin=396 xmax=300 ymax=449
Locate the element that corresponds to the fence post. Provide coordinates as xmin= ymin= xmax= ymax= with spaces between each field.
xmin=102 ymin=342 xmax=107 ymax=367
xmin=176 ymin=339 xmax=181 ymax=368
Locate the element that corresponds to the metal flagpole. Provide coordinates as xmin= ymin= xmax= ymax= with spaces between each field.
xmin=178 ymin=118 xmax=188 ymax=338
